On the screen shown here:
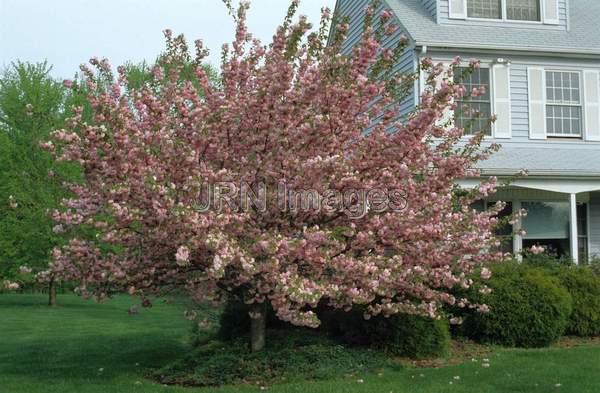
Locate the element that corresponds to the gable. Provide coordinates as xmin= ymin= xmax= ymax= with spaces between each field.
xmin=384 ymin=0 xmax=600 ymax=55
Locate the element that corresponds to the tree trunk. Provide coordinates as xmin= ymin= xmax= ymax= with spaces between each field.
xmin=48 ymin=278 xmax=57 ymax=307
xmin=250 ymin=302 xmax=266 ymax=352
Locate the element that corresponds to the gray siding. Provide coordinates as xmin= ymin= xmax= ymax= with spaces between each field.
xmin=419 ymin=0 xmax=437 ymax=20
xmin=337 ymin=0 xmax=418 ymax=118
xmin=437 ymin=0 xmax=569 ymax=31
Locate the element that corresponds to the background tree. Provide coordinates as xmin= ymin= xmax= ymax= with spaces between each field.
xmin=0 ymin=61 xmax=77 ymax=304
xmin=44 ymin=0 xmax=503 ymax=351
xmin=0 ymin=56 xmax=216 ymax=303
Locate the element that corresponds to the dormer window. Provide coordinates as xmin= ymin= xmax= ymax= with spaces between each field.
xmin=467 ymin=0 xmax=501 ymax=19
xmin=506 ymin=0 xmax=541 ymax=21
xmin=466 ymin=0 xmax=541 ymax=22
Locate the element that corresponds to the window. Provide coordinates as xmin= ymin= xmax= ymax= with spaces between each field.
xmin=467 ymin=0 xmax=501 ymax=19
xmin=522 ymin=201 xmax=571 ymax=257
xmin=467 ymin=0 xmax=541 ymax=21
xmin=506 ymin=0 xmax=541 ymax=21
xmin=545 ymin=71 xmax=583 ymax=137
xmin=521 ymin=201 xmax=589 ymax=261
xmin=454 ymin=67 xmax=492 ymax=136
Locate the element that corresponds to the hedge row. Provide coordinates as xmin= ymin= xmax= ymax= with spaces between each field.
xmin=457 ymin=258 xmax=600 ymax=348
xmin=216 ymin=257 xmax=600 ymax=360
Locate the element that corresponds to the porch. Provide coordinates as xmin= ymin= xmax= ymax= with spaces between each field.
xmin=460 ymin=178 xmax=600 ymax=264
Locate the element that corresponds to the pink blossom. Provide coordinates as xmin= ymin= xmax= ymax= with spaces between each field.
xmin=469 ymin=58 xmax=481 ymax=69
xmin=381 ymin=10 xmax=394 ymax=22
xmin=184 ymin=310 xmax=197 ymax=321
xmin=19 ymin=266 xmax=32 ymax=274
xmin=530 ymin=245 xmax=545 ymax=255
xmin=480 ymin=268 xmax=492 ymax=280
xmin=175 ymin=246 xmax=190 ymax=266
xmin=8 ymin=195 xmax=18 ymax=209
xmin=5 ymin=282 xmax=20 ymax=290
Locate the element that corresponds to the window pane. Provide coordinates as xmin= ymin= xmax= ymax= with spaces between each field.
xmin=454 ymin=67 xmax=492 ymax=135
xmin=547 ymin=71 xmax=581 ymax=105
xmin=455 ymin=102 xmax=492 ymax=135
xmin=507 ymin=0 xmax=541 ymax=21
xmin=545 ymin=71 xmax=582 ymax=136
xmin=577 ymin=203 xmax=588 ymax=236
xmin=522 ymin=201 xmax=570 ymax=240
xmin=467 ymin=0 xmax=502 ymax=19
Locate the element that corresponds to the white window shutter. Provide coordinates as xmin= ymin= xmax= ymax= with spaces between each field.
xmin=449 ymin=0 xmax=467 ymax=19
xmin=419 ymin=66 xmax=430 ymax=95
xmin=584 ymin=70 xmax=600 ymax=141
xmin=492 ymin=64 xmax=511 ymax=139
xmin=419 ymin=63 xmax=454 ymax=128
xmin=543 ymin=0 xmax=559 ymax=25
xmin=528 ymin=67 xmax=547 ymax=140
xmin=438 ymin=63 xmax=455 ymax=128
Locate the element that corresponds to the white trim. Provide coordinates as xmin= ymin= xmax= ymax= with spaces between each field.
xmin=449 ymin=0 xmax=467 ymax=20
xmin=570 ymin=193 xmax=579 ymax=264
xmin=528 ymin=67 xmax=547 ymax=139
xmin=417 ymin=43 xmax=600 ymax=58
xmin=583 ymin=70 xmax=600 ymax=141
xmin=457 ymin=178 xmax=600 ymax=194
xmin=492 ymin=63 xmax=512 ymax=139
xmin=513 ymin=199 xmax=523 ymax=257
xmin=547 ymin=134 xmax=583 ymax=138
xmin=542 ymin=0 xmax=560 ymax=25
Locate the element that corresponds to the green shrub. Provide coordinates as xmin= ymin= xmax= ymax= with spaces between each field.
xmin=462 ymin=263 xmax=572 ymax=348
xmin=152 ymin=329 xmax=391 ymax=387
xmin=320 ymin=308 xmax=450 ymax=359
xmin=522 ymin=252 xmax=573 ymax=270
xmin=557 ymin=267 xmax=600 ymax=337
xmin=588 ymin=257 xmax=600 ymax=276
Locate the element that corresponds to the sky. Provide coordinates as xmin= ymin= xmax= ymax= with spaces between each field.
xmin=0 ymin=0 xmax=337 ymax=79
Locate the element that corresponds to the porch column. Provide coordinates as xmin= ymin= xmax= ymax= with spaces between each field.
xmin=570 ymin=193 xmax=579 ymax=265
xmin=512 ymin=200 xmax=523 ymax=260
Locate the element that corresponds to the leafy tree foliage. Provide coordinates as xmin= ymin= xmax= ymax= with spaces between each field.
xmin=0 ymin=62 xmax=75 ymax=302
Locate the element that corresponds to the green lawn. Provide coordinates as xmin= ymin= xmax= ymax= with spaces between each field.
xmin=1 ymin=294 xmax=600 ymax=392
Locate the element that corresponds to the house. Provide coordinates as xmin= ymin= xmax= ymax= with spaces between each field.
xmin=332 ymin=0 xmax=600 ymax=263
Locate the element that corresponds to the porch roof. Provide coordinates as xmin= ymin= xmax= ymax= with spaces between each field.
xmin=476 ymin=146 xmax=600 ymax=178
xmin=458 ymin=177 xmax=600 ymax=195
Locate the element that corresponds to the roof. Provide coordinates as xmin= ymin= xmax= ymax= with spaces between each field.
xmin=477 ymin=146 xmax=600 ymax=177
xmin=384 ymin=0 xmax=600 ymax=55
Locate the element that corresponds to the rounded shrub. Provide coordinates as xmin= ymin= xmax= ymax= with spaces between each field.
xmin=557 ymin=267 xmax=600 ymax=337
xmin=320 ymin=308 xmax=450 ymax=359
xmin=462 ymin=263 xmax=572 ymax=348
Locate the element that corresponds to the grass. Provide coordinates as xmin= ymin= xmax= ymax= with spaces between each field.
xmin=1 ymin=294 xmax=600 ymax=392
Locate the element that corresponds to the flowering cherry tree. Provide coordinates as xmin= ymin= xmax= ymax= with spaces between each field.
xmin=43 ymin=0 xmax=504 ymax=351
